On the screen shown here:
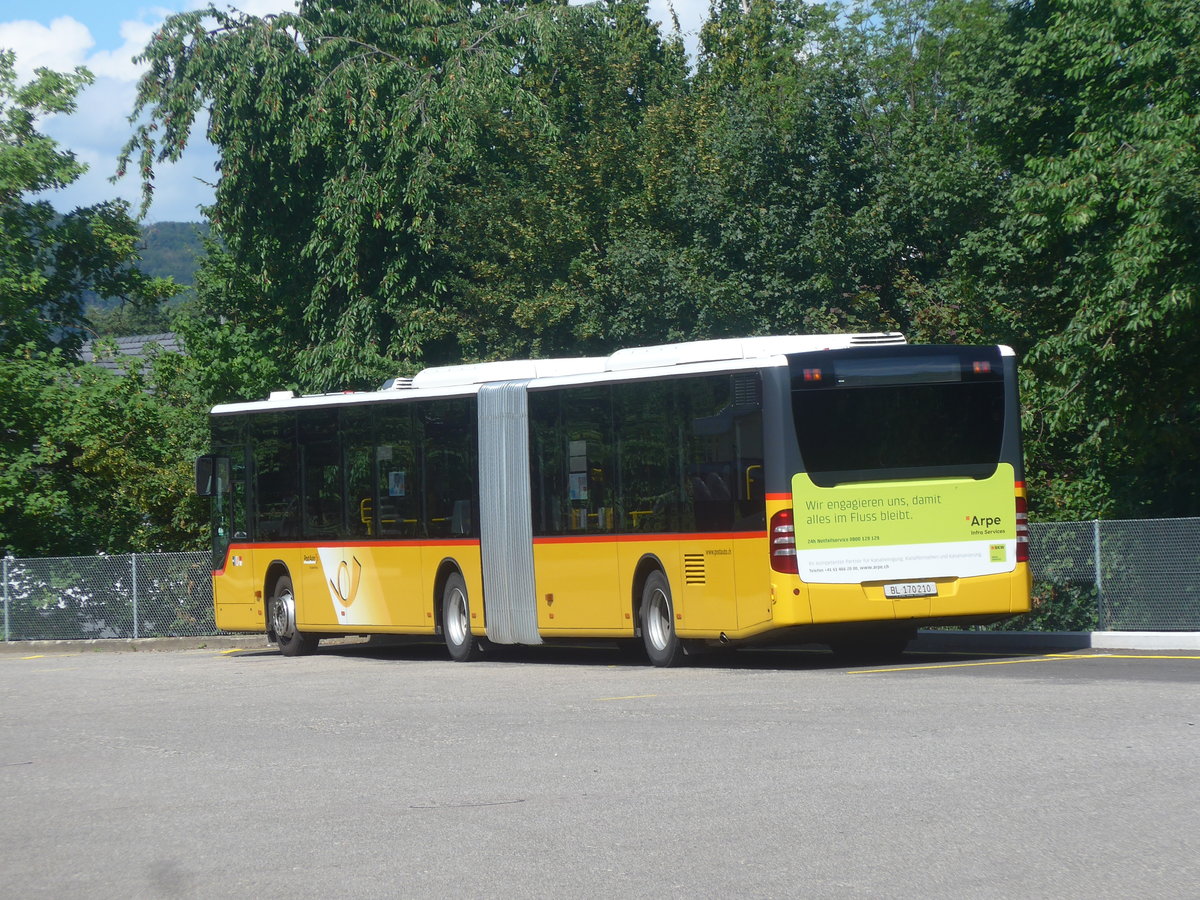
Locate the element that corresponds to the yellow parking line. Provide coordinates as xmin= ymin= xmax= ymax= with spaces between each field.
xmin=850 ymin=656 xmax=1078 ymax=675
xmin=850 ymin=652 xmax=1200 ymax=674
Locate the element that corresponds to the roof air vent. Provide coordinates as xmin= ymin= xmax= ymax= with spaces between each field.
xmin=380 ymin=377 xmax=415 ymax=391
xmin=848 ymin=332 xmax=907 ymax=345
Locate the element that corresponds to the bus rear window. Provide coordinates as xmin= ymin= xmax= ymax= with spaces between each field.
xmin=789 ymin=348 xmax=1006 ymax=486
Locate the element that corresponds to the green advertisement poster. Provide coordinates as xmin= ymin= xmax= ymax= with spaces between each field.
xmin=791 ymin=463 xmax=1017 ymax=550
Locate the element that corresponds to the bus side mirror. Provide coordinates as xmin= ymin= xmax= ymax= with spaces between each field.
xmin=195 ymin=456 xmax=229 ymax=497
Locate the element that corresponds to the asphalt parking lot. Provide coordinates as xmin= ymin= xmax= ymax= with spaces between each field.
xmin=2 ymin=642 xmax=1197 ymax=899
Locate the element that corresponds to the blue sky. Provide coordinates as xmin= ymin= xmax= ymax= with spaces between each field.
xmin=1 ymin=0 xmax=706 ymax=223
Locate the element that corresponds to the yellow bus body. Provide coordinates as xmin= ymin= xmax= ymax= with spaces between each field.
xmin=214 ymin=524 xmax=1030 ymax=641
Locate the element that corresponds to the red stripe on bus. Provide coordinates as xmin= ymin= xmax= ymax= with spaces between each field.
xmin=223 ymin=539 xmax=481 ymax=552
xmin=533 ymin=531 xmax=766 ymax=545
xmin=765 ymin=493 xmax=791 ymax=501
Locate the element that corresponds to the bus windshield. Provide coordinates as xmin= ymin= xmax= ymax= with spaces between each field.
xmin=789 ymin=347 xmax=1006 ymax=487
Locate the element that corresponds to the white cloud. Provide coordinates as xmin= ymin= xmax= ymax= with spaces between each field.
xmin=0 ymin=12 xmax=219 ymax=221
xmin=0 ymin=17 xmax=94 ymax=82
xmin=88 ymin=19 xmax=158 ymax=82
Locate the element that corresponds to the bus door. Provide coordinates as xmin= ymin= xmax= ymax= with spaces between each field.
xmin=529 ymin=385 xmax=621 ymax=633
xmin=676 ymin=375 xmax=765 ymax=633
xmin=200 ymin=425 xmax=260 ymax=632
xmin=678 ymin=465 xmax=737 ymax=632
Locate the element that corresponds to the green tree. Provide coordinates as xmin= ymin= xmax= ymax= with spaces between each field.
xmin=439 ymin=0 xmax=689 ymax=359
xmin=124 ymin=0 xmax=589 ymax=391
xmin=577 ymin=0 xmax=891 ymax=344
xmin=0 ymin=52 xmax=201 ymax=555
xmin=944 ymin=0 xmax=1200 ymax=517
xmin=0 ymin=51 xmax=175 ymax=355
xmin=0 ymin=343 xmax=208 ymax=556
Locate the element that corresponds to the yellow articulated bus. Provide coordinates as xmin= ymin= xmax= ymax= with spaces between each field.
xmin=195 ymin=334 xmax=1031 ymax=665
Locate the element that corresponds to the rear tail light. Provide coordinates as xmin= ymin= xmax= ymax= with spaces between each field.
xmin=1015 ymin=494 xmax=1029 ymax=563
xmin=770 ymin=508 xmax=798 ymax=574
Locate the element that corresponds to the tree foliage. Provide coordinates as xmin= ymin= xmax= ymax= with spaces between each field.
xmin=0 ymin=51 xmax=198 ymax=555
xmin=0 ymin=344 xmax=208 ymax=555
xmin=0 ymin=52 xmax=175 ymax=356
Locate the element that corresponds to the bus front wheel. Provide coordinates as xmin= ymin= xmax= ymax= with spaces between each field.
xmin=269 ymin=576 xmax=318 ymax=657
xmin=640 ymin=570 xmax=685 ymax=667
xmin=442 ymin=572 xmax=485 ymax=662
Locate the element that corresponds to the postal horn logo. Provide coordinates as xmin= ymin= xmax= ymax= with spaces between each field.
xmin=330 ymin=556 xmax=363 ymax=607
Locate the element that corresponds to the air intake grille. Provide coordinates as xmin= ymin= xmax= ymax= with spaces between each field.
xmin=848 ymin=332 xmax=907 ymax=345
xmin=684 ymin=553 xmax=706 ymax=585
xmin=732 ymin=374 xmax=762 ymax=407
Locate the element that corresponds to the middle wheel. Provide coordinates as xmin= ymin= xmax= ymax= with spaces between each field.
xmin=442 ymin=571 xmax=485 ymax=662
xmin=640 ymin=569 xmax=685 ymax=667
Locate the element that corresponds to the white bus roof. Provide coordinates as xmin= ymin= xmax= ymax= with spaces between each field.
xmin=411 ymin=333 xmax=906 ymax=389
xmin=211 ymin=332 xmax=906 ymax=414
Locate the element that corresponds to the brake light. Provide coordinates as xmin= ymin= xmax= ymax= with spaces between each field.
xmin=972 ymin=361 xmax=992 ymax=374
xmin=1015 ymin=494 xmax=1029 ymax=563
xmin=769 ymin=508 xmax=798 ymax=574
xmin=802 ymin=368 xmax=822 ymax=382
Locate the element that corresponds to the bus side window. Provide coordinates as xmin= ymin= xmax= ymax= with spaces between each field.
xmin=560 ymin=387 xmax=614 ymax=534
xmin=375 ymin=404 xmax=420 ymax=538
xmin=680 ymin=377 xmax=735 ymax=532
xmin=342 ymin=406 xmax=376 ymax=539
xmin=299 ymin=408 xmax=342 ymax=539
xmin=253 ymin=412 xmax=300 ymax=540
xmin=529 ymin=390 xmax=564 ymax=536
xmin=615 ymin=380 xmax=677 ymax=533
xmin=420 ymin=398 xmax=478 ymax=538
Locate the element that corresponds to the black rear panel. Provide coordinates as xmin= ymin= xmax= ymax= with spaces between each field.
xmin=788 ymin=346 xmax=1006 ymax=487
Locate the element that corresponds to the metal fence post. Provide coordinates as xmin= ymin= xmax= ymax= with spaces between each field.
xmin=3 ymin=556 xmax=9 ymax=642
xmin=1092 ymin=520 xmax=1103 ymax=628
xmin=132 ymin=553 xmax=139 ymax=640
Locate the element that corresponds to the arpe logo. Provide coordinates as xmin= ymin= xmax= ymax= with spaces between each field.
xmin=965 ymin=514 xmax=1003 ymax=529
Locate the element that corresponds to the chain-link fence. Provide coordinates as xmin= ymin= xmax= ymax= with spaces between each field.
xmin=2 ymin=552 xmax=214 ymax=642
xmin=3 ymin=519 xmax=1199 ymax=641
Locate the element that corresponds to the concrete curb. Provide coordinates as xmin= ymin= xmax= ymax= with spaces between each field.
xmin=912 ymin=630 xmax=1200 ymax=653
xmin=0 ymin=635 xmax=272 ymax=656
xmin=1089 ymin=631 xmax=1200 ymax=651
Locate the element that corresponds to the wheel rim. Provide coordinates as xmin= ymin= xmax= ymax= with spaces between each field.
xmin=646 ymin=588 xmax=672 ymax=651
xmin=446 ymin=587 xmax=469 ymax=647
xmin=271 ymin=590 xmax=294 ymax=639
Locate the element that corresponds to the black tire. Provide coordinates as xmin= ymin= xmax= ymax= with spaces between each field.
xmin=829 ymin=630 xmax=911 ymax=664
xmin=442 ymin=572 xmax=485 ymax=662
xmin=269 ymin=575 xmax=318 ymax=657
xmin=640 ymin=570 xmax=685 ymax=667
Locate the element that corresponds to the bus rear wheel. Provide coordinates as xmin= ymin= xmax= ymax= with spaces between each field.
xmin=442 ymin=572 xmax=485 ymax=662
xmin=641 ymin=570 xmax=685 ymax=667
xmin=269 ymin=576 xmax=318 ymax=657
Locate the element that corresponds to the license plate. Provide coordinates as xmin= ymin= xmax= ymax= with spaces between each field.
xmin=884 ymin=582 xmax=937 ymax=598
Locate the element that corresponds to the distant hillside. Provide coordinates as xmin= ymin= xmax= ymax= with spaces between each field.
xmin=137 ymin=221 xmax=209 ymax=286
xmin=85 ymin=221 xmax=209 ymax=336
